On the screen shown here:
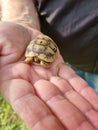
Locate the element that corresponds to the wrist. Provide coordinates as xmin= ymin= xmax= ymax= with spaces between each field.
xmin=1 ymin=0 xmax=40 ymax=30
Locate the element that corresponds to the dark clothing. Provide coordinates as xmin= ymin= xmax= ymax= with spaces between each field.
xmin=33 ymin=0 xmax=98 ymax=73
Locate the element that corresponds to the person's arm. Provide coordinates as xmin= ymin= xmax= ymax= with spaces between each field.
xmin=1 ymin=0 xmax=40 ymax=30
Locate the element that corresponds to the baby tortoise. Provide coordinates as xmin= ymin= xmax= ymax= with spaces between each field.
xmin=24 ymin=36 xmax=58 ymax=68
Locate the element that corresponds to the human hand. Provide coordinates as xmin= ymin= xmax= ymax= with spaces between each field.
xmin=0 ymin=21 xmax=63 ymax=130
xmin=34 ymin=74 xmax=98 ymax=130
xmin=1 ymin=64 xmax=98 ymax=130
xmin=0 ymin=21 xmax=98 ymax=130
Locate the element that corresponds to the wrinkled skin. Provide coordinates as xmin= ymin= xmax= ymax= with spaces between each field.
xmin=0 ymin=22 xmax=98 ymax=130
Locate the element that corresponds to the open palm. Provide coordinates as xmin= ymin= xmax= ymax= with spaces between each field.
xmin=0 ymin=22 xmax=64 ymax=129
xmin=1 ymin=22 xmax=98 ymax=130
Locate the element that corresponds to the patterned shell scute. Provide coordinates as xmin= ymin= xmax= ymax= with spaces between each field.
xmin=25 ymin=36 xmax=57 ymax=62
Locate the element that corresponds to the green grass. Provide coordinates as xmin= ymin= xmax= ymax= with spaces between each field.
xmin=0 ymin=94 xmax=28 ymax=130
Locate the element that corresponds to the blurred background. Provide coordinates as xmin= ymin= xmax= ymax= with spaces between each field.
xmin=0 ymin=93 xmax=28 ymax=130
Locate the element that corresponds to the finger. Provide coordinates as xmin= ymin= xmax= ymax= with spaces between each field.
xmin=58 ymin=64 xmax=98 ymax=111
xmin=0 ymin=40 xmax=18 ymax=66
xmin=1 ymin=79 xmax=65 ymax=130
xmin=0 ymin=54 xmax=19 ymax=67
xmin=34 ymin=80 xmax=96 ymax=130
xmin=0 ymin=63 xmax=41 ymax=84
xmin=50 ymin=77 xmax=98 ymax=129
xmin=0 ymin=22 xmax=30 ymax=66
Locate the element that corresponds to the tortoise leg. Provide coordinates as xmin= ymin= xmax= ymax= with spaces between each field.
xmin=40 ymin=60 xmax=50 ymax=68
xmin=24 ymin=57 xmax=33 ymax=64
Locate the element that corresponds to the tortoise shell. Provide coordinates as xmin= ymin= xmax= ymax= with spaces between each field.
xmin=24 ymin=36 xmax=58 ymax=68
